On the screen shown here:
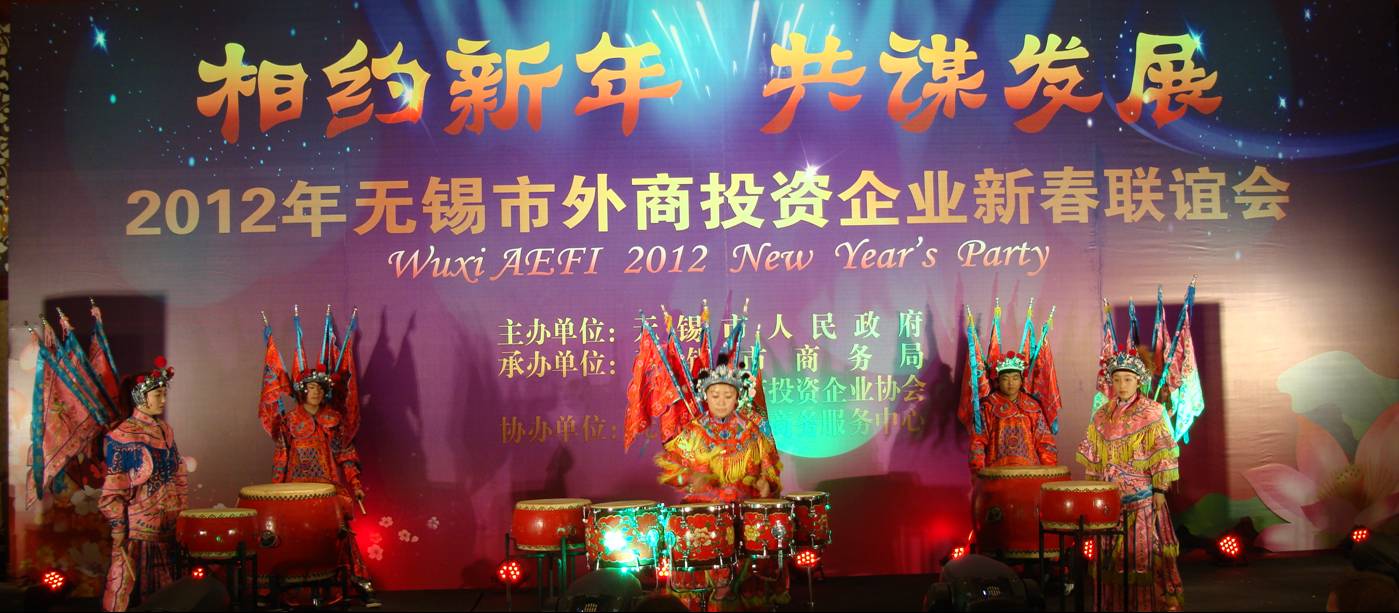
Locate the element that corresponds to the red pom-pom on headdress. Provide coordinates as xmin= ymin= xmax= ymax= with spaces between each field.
xmin=154 ymin=355 xmax=168 ymax=369
xmin=136 ymin=375 xmax=147 ymax=384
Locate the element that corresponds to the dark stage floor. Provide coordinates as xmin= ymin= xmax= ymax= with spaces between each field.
xmin=49 ymin=551 xmax=1352 ymax=611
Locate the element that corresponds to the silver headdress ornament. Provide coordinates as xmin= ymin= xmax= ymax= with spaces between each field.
xmin=131 ymin=356 xmax=174 ymax=407
xmin=694 ymin=355 xmax=754 ymax=404
xmin=1104 ymin=350 xmax=1149 ymax=380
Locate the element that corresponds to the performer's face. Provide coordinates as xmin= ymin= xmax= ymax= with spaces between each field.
xmin=1111 ymin=371 xmax=1140 ymax=400
xmin=997 ymin=372 xmax=1023 ymax=396
xmin=705 ymin=384 xmax=739 ymax=419
xmin=138 ymin=387 xmax=167 ymax=416
xmin=305 ymin=382 xmax=325 ymax=406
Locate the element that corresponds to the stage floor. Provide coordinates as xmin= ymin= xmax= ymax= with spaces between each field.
xmin=51 ymin=550 xmax=1352 ymax=611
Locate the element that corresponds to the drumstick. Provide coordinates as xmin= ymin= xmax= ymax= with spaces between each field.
xmin=357 ymin=499 xmax=367 ymax=515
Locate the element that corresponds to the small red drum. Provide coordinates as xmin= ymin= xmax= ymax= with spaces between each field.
xmin=176 ymin=507 xmax=258 ymax=559
xmin=585 ymin=500 xmax=664 ymax=568
xmin=664 ymin=502 xmax=737 ymax=570
xmin=512 ymin=498 xmax=591 ymax=551
xmin=1039 ymin=481 xmax=1122 ymax=531
xmin=785 ymin=491 xmax=831 ymax=548
xmin=739 ymin=499 xmax=795 ymax=557
xmin=973 ymin=465 xmax=1070 ymax=559
xmin=237 ymin=483 xmax=342 ymax=584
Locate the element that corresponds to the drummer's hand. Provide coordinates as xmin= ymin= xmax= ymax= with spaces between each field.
xmin=112 ymin=533 xmax=126 ymax=548
xmin=354 ymin=488 xmax=366 ymax=501
xmin=756 ymin=480 xmax=771 ymax=498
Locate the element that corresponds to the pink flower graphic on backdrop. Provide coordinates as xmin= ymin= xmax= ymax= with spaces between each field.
xmin=367 ymin=544 xmax=384 ymax=561
xmin=1244 ymin=402 xmax=1399 ymax=551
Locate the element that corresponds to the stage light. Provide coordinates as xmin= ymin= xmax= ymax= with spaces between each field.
xmin=794 ymin=548 xmax=821 ymax=570
xmin=1352 ymin=527 xmax=1371 ymax=545
xmin=191 ymin=566 xmax=207 ymax=580
xmin=496 ymin=559 xmax=526 ymax=586
xmin=1217 ymin=534 xmax=1242 ymax=558
xmin=1212 ymin=533 xmax=1248 ymax=566
xmin=603 ymin=529 xmax=628 ymax=553
xmin=40 ymin=569 xmax=66 ymax=593
xmin=1081 ymin=538 xmax=1096 ymax=561
xmin=950 ymin=545 xmax=968 ymax=561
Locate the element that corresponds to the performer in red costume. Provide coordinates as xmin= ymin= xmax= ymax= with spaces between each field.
xmin=259 ymin=306 xmax=377 ymax=607
xmin=968 ymin=352 xmax=1058 ymax=471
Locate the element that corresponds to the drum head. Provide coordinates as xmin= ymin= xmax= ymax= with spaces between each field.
xmin=1042 ymin=480 xmax=1118 ymax=492
xmin=180 ymin=507 xmax=257 ymax=519
xmin=976 ymin=465 xmax=1070 ymax=480
xmin=784 ymin=491 xmax=829 ymax=502
xmin=516 ymin=498 xmax=593 ymax=510
xmin=670 ymin=502 xmax=729 ymax=515
xmin=591 ymin=500 xmax=658 ymax=512
xmin=238 ymin=482 xmax=337 ymax=500
xmin=741 ymin=498 xmax=794 ymax=511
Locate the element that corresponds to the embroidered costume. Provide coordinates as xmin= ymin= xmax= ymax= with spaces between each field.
xmin=969 ymin=388 xmax=1058 ymax=471
xmin=1078 ymin=350 xmax=1185 ymax=611
xmin=99 ymin=358 xmax=187 ymax=612
xmin=959 ymin=300 xmax=1062 ymax=470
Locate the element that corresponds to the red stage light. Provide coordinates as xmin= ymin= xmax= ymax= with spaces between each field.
xmin=949 ymin=545 xmax=968 ymax=561
xmin=1217 ymin=534 xmax=1243 ymax=558
xmin=40 ymin=569 xmax=67 ymax=592
xmin=1351 ymin=527 xmax=1371 ymax=544
xmin=794 ymin=548 xmax=821 ymax=569
xmin=191 ymin=566 xmax=207 ymax=580
xmin=1081 ymin=538 xmax=1096 ymax=561
xmin=496 ymin=559 xmax=525 ymax=585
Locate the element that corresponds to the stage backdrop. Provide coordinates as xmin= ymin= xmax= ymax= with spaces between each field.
xmin=7 ymin=0 xmax=1399 ymax=593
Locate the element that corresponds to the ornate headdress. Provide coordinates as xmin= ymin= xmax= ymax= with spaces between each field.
xmin=693 ymin=355 xmax=754 ymax=406
xmin=294 ymin=363 xmax=337 ymax=398
xmin=990 ymin=351 xmax=1028 ymax=376
xmin=1102 ymin=349 xmax=1148 ymax=381
xmin=131 ymin=355 xmax=174 ymax=407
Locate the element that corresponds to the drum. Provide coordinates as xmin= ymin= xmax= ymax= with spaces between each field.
xmin=512 ymin=498 xmax=591 ymax=551
xmin=739 ymin=499 xmax=795 ymax=557
xmin=1039 ymin=481 xmax=1122 ymax=531
xmin=237 ymin=482 xmax=342 ymax=584
xmin=785 ymin=491 xmax=831 ymax=548
xmin=972 ymin=465 xmax=1070 ymax=559
xmin=176 ymin=508 xmax=258 ymax=559
xmin=664 ymin=502 xmax=737 ymax=570
xmin=585 ymin=500 xmax=664 ymax=568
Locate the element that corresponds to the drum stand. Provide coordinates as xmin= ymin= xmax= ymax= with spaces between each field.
xmin=505 ymin=532 xmax=587 ymax=610
xmin=1037 ymin=510 xmax=1130 ymax=612
xmin=180 ymin=543 xmax=258 ymax=610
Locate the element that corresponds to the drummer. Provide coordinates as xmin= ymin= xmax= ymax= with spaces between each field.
xmin=653 ymin=355 xmax=786 ymax=611
xmin=968 ymin=352 xmax=1058 ymax=471
xmin=654 ymin=355 xmax=781 ymax=503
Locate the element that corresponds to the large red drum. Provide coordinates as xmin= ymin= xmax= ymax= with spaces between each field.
xmin=585 ymin=500 xmax=664 ymax=568
xmin=739 ymin=499 xmax=795 ymax=557
xmin=1039 ymin=481 xmax=1121 ymax=531
xmin=512 ymin=498 xmax=591 ymax=551
xmin=237 ymin=483 xmax=342 ymax=584
xmin=177 ymin=508 xmax=258 ymax=559
xmin=972 ymin=465 xmax=1070 ymax=559
xmin=784 ymin=491 xmax=831 ymax=548
xmin=664 ymin=502 xmax=737 ymax=570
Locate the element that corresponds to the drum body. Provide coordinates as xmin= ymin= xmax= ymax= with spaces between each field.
xmin=176 ymin=508 xmax=258 ymax=559
xmin=512 ymin=498 xmax=591 ymax=551
xmin=585 ymin=500 xmax=663 ymax=568
xmin=739 ymin=499 xmax=795 ymax=557
xmin=237 ymin=482 xmax=342 ymax=584
xmin=664 ymin=502 xmax=737 ymax=570
xmin=784 ymin=491 xmax=831 ymax=548
xmin=972 ymin=465 xmax=1070 ymax=559
xmin=1039 ymin=481 xmax=1122 ymax=531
